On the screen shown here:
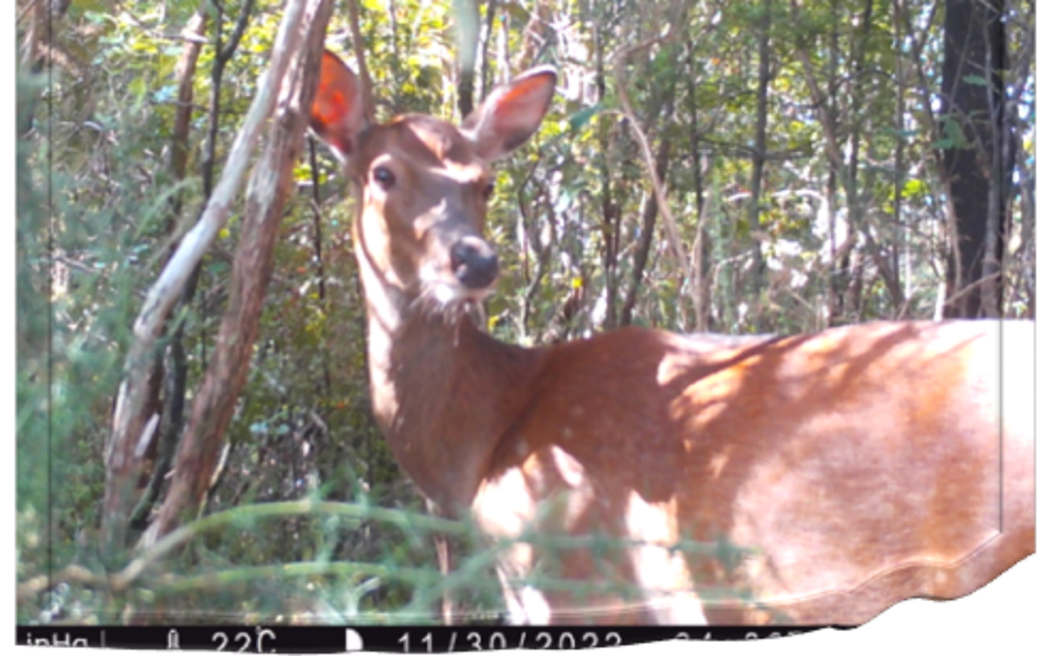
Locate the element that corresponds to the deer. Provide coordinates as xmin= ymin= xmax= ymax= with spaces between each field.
xmin=308 ymin=50 xmax=1034 ymax=626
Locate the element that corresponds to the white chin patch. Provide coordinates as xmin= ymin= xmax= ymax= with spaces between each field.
xmin=432 ymin=283 xmax=464 ymax=305
xmin=431 ymin=282 xmax=489 ymax=306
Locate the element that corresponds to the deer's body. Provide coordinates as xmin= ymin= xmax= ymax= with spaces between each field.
xmin=310 ymin=51 xmax=1035 ymax=625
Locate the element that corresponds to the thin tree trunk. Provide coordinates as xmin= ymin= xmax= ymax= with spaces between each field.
xmin=747 ymin=0 xmax=773 ymax=301
xmin=620 ymin=135 xmax=672 ymax=327
xmin=143 ymin=0 xmax=335 ymax=545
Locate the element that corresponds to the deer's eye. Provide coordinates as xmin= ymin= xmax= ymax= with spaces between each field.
xmin=373 ymin=166 xmax=396 ymax=189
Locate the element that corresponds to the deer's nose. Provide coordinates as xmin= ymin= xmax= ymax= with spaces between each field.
xmin=450 ymin=236 xmax=499 ymax=290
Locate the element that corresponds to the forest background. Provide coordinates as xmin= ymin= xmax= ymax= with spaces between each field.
xmin=14 ymin=0 xmax=1038 ymax=630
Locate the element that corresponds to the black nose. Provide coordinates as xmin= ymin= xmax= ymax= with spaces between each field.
xmin=450 ymin=236 xmax=499 ymax=290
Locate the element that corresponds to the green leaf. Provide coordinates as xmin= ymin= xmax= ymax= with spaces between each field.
xmin=505 ymin=2 xmax=531 ymax=23
xmin=901 ymin=179 xmax=928 ymax=199
xmin=962 ymin=74 xmax=988 ymax=87
xmin=128 ymin=76 xmax=147 ymax=103
xmin=934 ymin=117 xmax=969 ymax=150
xmin=567 ymin=105 xmax=601 ymax=132
xmin=944 ymin=118 xmax=969 ymax=148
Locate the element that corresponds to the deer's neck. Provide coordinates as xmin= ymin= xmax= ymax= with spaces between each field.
xmin=361 ymin=288 xmax=543 ymax=513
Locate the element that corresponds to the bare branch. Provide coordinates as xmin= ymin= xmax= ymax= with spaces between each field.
xmin=103 ymin=0 xmax=315 ymax=552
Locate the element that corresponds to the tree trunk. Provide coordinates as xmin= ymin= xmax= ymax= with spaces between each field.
xmin=940 ymin=0 xmax=1008 ymax=318
xmin=747 ymin=0 xmax=773 ymax=300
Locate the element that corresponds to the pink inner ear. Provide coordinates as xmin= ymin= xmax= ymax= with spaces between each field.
xmin=468 ymin=70 xmax=555 ymax=160
xmin=310 ymin=51 xmax=359 ymax=155
xmin=491 ymin=73 xmax=555 ymax=126
xmin=504 ymin=74 xmax=554 ymax=111
xmin=312 ymin=53 xmax=352 ymax=123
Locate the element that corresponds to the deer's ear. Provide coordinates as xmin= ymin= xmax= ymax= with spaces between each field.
xmin=310 ymin=51 xmax=367 ymax=160
xmin=462 ymin=66 xmax=556 ymax=162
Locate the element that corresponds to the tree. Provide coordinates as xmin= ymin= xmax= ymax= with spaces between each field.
xmin=939 ymin=0 xmax=1010 ymax=318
